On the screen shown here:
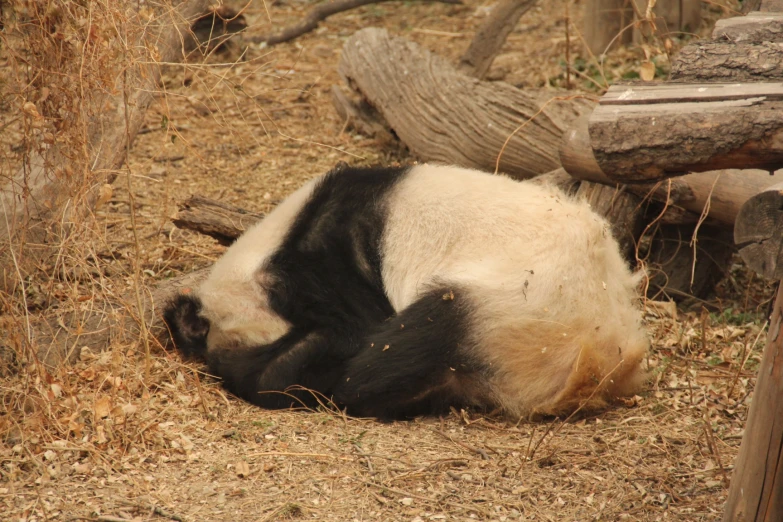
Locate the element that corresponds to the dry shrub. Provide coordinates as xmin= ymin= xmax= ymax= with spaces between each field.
xmin=0 ymin=0 xmax=212 ymax=458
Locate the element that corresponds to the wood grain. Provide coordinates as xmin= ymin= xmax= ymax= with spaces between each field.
xmin=589 ymin=83 xmax=783 ymax=181
xmin=735 ymin=182 xmax=783 ymax=279
xmin=722 ymin=285 xmax=783 ymax=521
xmin=338 ymin=28 xmax=594 ymax=178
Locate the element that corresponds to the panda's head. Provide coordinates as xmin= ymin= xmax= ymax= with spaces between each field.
xmin=163 ymin=292 xmax=209 ymax=359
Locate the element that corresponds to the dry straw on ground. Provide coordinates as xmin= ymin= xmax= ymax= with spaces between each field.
xmin=0 ymin=0 xmax=774 ymax=521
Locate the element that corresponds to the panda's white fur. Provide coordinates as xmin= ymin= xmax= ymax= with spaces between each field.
xmin=164 ymin=163 xmax=648 ymax=419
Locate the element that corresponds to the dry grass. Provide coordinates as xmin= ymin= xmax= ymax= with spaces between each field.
xmin=0 ymin=0 xmax=776 ymax=521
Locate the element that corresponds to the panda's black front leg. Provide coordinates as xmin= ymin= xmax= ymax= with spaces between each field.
xmin=207 ymin=329 xmax=357 ymax=410
xmin=333 ymin=287 xmax=488 ymax=420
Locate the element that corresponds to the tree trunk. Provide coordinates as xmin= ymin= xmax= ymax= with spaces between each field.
xmin=722 ymin=284 xmax=783 ymax=521
xmin=583 ymin=0 xmax=634 ymax=56
xmin=337 ymin=28 xmax=593 ymax=178
xmin=712 ymin=12 xmax=783 ymax=43
xmin=671 ymin=42 xmax=783 ymax=81
xmin=671 ymin=10 xmax=783 ymax=82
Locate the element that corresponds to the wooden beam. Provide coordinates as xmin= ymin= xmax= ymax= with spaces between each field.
xmin=560 ymin=115 xmax=783 ymax=226
xmin=588 ymin=83 xmax=783 ymax=181
xmin=722 ymin=284 xmax=783 ymax=521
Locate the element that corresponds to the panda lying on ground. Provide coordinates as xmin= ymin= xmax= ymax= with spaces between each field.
xmin=164 ymin=163 xmax=648 ymax=420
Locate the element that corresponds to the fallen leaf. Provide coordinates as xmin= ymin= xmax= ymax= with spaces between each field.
xmin=236 ymin=460 xmax=250 ymax=478
xmin=94 ymin=396 xmax=112 ymax=419
xmin=640 ymin=61 xmax=656 ymax=81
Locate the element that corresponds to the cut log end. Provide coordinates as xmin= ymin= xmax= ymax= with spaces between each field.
xmin=735 ymin=181 xmax=783 ymax=279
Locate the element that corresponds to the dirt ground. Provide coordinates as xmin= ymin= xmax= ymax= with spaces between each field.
xmin=2 ymin=0 xmax=778 ymax=521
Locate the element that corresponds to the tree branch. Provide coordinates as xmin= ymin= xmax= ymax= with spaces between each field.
xmin=248 ymin=0 xmax=463 ymax=46
xmin=458 ymin=0 xmax=538 ymax=79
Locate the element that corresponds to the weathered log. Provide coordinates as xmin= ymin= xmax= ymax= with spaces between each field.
xmin=338 ymin=28 xmax=593 ymax=178
xmin=457 ymin=0 xmax=537 ymax=79
xmin=722 ymin=284 xmax=783 ymax=521
xmin=577 ymin=182 xmax=643 ymax=259
xmin=670 ymin=11 xmax=783 ymax=82
xmin=560 ymin=115 xmax=783 ymax=226
xmin=588 ymin=83 xmax=783 ymax=181
xmin=671 ymin=42 xmax=783 ymax=82
xmin=735 ymin=182 xmax=783 ymax=279
xmin=173 ymin=195 xmax=263 ymax=246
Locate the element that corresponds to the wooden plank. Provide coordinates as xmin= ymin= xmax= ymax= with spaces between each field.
xmin=722 ymin=285 xmax=783 ymax=521
xmin=594 ymin=98 xmax=766 ymax=118
xmin=601 ymin=83 xmax=783 ymax=105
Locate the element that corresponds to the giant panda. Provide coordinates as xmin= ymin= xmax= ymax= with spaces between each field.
xmin=164 ymin=163 xmax=649 ymax=420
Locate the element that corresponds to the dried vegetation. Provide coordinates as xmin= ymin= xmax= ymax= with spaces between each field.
xmin=0 ymin=0 xmax=776 ymax=521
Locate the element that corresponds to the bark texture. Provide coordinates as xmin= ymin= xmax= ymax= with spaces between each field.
xmin=722 ymin=285 xmax=783 ymax=521
xmin=735 ymin=182 xmax=783 ymax=279
xmin=338 ymin=28 xmax=593 ymax=178
xmin=457 ymin=0 xmax=537 ymax=79
xmin=589 ymin=83 xmax=783 ymax=181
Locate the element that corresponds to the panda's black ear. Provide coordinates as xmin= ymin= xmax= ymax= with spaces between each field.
xmin=163 ymin=293 xmax=209 ymax=360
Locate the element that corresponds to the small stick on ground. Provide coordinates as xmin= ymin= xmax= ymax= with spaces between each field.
xmin=458 ymin=0 xmax=538 ymax=79
xmin=432 ymin=428 xmax=490 ymax=460
xmin=118 ymin=500 xmax=187 ymax=522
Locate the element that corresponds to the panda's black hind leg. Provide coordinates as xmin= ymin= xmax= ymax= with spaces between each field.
xmin=333 ymin=287 xmax=489 ymax=420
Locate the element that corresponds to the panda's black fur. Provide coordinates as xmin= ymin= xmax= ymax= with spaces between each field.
xmin=164 ymin=164 xmax=648 ymax=420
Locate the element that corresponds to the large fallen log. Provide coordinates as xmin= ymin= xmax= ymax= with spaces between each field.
xmin=672 ymin=11 xmax=783 ymax=82
xmin=336 ymin=27 xmax=594 ymax=178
